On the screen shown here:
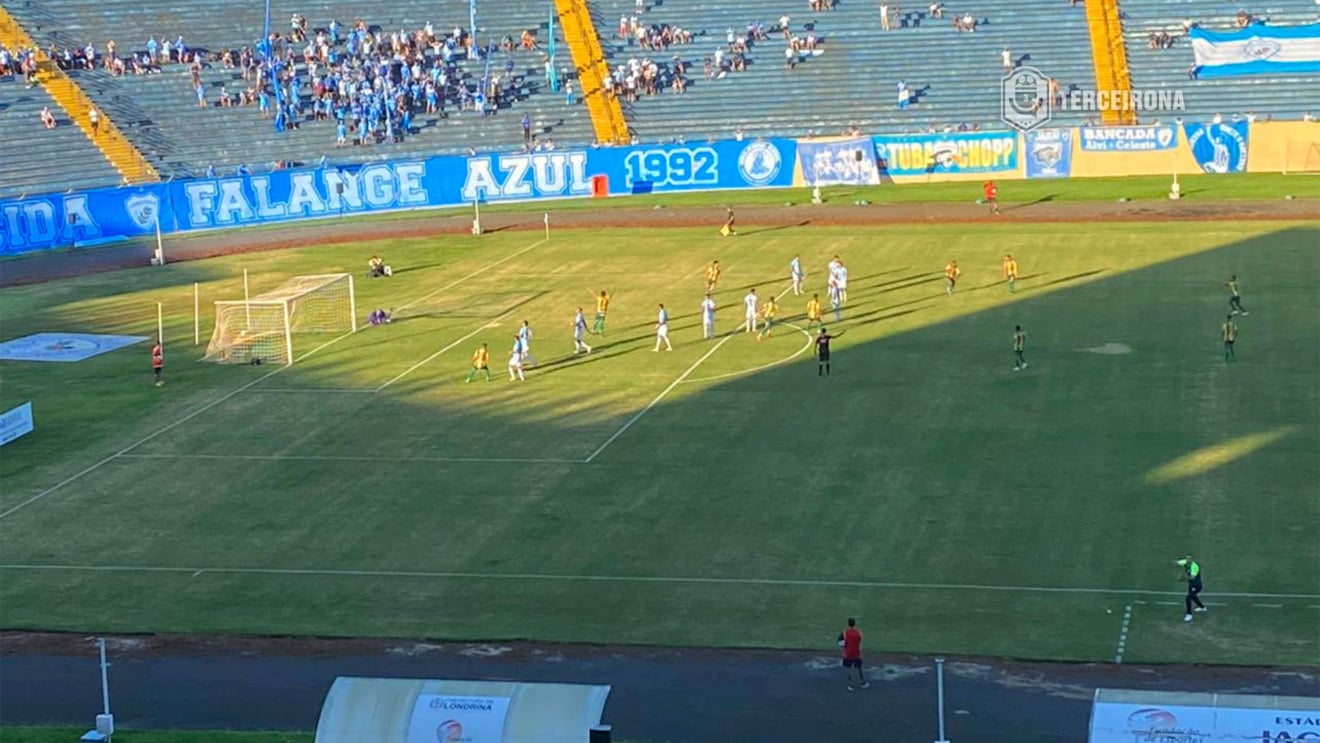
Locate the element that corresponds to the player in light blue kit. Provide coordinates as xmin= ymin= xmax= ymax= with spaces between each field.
xmin=518 ymin=320 xmax=539 ymax=366
xmin=654 ymin=303 xmax=673 ymax=351
xmin=573 ymin=307 xmax=593 ymax=354
xmin=701 ymin=294 xmax=717 ymax=339
xmin=790 ymin=255 xmax=805 ymax=296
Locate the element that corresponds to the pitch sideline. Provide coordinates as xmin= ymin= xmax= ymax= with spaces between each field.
xmin=1 ymin=563 xmax=1317 ymax=601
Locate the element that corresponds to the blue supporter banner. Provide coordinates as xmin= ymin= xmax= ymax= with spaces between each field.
xmin=1184 ymin=121 xmax=1250 ymax=174
xmin=0 ymin=185 xmax=169 ymax=255
xmin=873 ymin=131 xmax=1018 ymax=176
xmin=1190 ymin=22 xmax=1320 ymax=78
xmin=797 ymin=137 xmax=881 ymax=186
xmin=1024 ymin=129 xmax=1073 ymax=179
xmin=1078 ymin=125 xmax=1178 ymax=152
xmin=0 ymin=138 xmax=797 ymax=255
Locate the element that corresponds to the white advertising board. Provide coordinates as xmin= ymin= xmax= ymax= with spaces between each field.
xmin=406 ymin=695 xmax=511 ymax=743
xmin=1090 ymin=698 xmax=1320 ymax=742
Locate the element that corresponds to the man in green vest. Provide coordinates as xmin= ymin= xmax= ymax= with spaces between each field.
xmin=1175 ymin=554 xmax=1207 ymax=622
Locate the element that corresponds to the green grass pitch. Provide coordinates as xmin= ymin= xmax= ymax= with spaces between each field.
xmin=1 ymin=219 xmax=1317 ymax=666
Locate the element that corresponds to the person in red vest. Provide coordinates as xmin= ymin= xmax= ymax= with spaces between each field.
xmin=152 ymin=339 xmax=164 ymax=387
xmin=837 ymin=617 xmax=869 ymax=691
xmin=983 ymin=180 xmax=1000 ymax=215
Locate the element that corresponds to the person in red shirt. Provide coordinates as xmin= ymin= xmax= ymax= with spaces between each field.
xmin=837 ymin=617 xmax=869 ymax=691
xmin=151 ymin=340 xmax=164 ymax=387
xmin=983 ymin=180 xmax=1000 ymax=215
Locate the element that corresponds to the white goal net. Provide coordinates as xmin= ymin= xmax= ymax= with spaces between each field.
xmin=204 ymin=274 xmax=357 ymax=365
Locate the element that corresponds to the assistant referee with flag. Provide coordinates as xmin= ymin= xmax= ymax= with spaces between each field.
xmin=1175 ymin=553 xmax=1207 ymax=622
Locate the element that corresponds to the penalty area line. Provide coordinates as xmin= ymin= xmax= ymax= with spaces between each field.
xmin=0 ymin=564 xmax=1317 ymax=601
xmin=682 ymin=321 xmax=814 ymax=385
xmin=584 ymin=334 xmax=735 ymax=463
xmin=0 ymin=331 xmax=356 ymax=522
xmin=117 ymin=452 xmax=584 ymax=465
xmin=375 ymin=309 xmax=517 ymax=392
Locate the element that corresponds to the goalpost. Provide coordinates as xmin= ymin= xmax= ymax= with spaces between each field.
xmin=1282 ymin=140 xmax=1320 ymax=175
xmin=204 ymin=274 xmax=357 ymax=366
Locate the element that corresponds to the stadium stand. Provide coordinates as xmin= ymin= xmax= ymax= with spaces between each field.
xmin=588 ymin=0 xmax=1100 ymax=142
xmin=2 ymin=0 xmax=596 ymax=181
xmin=0 ymin=81 xmax=123 ymax=198
xmin=3 ymin=0 xmax=1317 ymax=198
xmin=1121 ymin=0 xmax=1320 ymax=122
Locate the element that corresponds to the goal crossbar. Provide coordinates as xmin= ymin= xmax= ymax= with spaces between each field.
xmin=204 ymin=273 xmax=356 ymax=366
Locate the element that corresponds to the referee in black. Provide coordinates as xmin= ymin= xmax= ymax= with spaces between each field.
xmin=1175 ymin=553 xmax=1207 ymax=622
xmin=816 ymin=327 xmax=844 ymax=376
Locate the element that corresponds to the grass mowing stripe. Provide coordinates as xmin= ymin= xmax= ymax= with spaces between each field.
xmin=393 ymin=237 xmax=548 ymax=312
xmin=0 ymin=331 xmax=353 ymax=522
xmin=2 ymin=563 xmax=1317 ymax=600
xmin=583 ymin=333 xmax=735 ymax=463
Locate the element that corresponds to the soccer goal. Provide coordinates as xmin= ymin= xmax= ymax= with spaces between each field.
xmin=204 ymin=274 xmax=357 ymax=365
xmin=1283 ymin=140 xmax=1320 ymax=175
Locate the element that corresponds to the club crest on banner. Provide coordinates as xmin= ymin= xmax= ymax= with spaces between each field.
xmin=1243 ymin=38 xmax=1282 ymax=60
xmin=125 ymin=193 xmax=160 ymax=230
xmin=1184 ymin=121 xmax=1249 ymax=174
xmin=738 ymin=141 xmax=782 ymax=186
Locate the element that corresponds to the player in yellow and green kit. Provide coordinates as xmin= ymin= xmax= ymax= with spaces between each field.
xmin=1012 ymin=325 xmax=1027 ymax=370
xmin=805 ymin=293 xmax=823 ymax=330
xmin=591 ymin=290 xmax=612 ymax=335
xmin=1226 ymin=275 xmax=1248 ymax=315
xmin=758 ymin=296 xmax=778 ymax=341
xmin=466 ymin=343 xmax=491 ymax=382
xmin=1222 ymin=315 xmax=1237 ymax=362
xmin=705 ymin=260 xmax=722 ymax=293
xmin=945 ymin=260 xmax=961 ymax=296
xmin=1003 ymin=254 xmax=1019 ymax=293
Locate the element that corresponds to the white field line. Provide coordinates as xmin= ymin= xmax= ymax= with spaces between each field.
xmin=393 ymin=238 xmax=548 ymax=313
xmin=246 ymin=388 xmax=375 ymax=393
xmin=117 ymin=452 xmax=583 ymax=465
xmin=0 ymin=563 xmax=1317 ymax=600
xmin=375 ymin=309 xmax=516 ymax=392
xmin=1114 ymin=604 xmax=1133 ymax=664
xmin=682 ymin=321 xmax=814 ymax=385
xmin=582 ymin=285 xmax=803 ymax=462
xmin=583 ymin=334 xmax=734 ymax=463
xmin=0 ymin=331 xmax=355 ymax=522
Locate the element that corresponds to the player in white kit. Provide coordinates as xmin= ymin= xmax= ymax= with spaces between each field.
xmin=743 ymin=288 xmax=759 ymax=333
xmin=508 ymin=336 xmax=526 ymax=381
xmin=701 ymin=294 xmax=717 ymax=339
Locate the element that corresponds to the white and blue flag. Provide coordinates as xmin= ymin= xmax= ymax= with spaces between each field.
xmin=1190 ymin=22 xmax=1320 ymax=78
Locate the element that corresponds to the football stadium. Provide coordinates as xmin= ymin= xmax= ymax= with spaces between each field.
xmin=1 ymin=0 xmax=1318 ymax=741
